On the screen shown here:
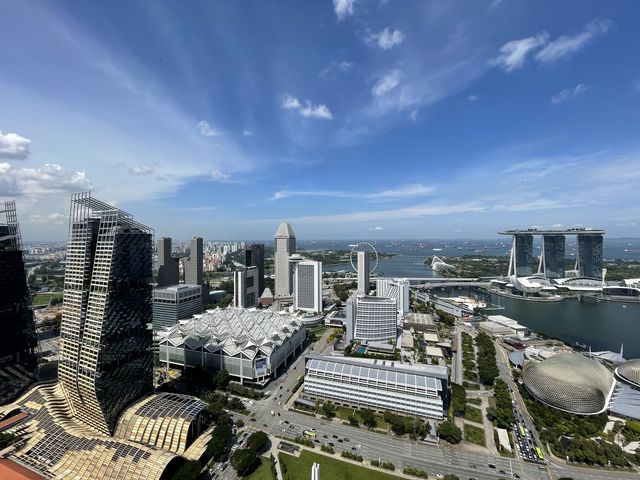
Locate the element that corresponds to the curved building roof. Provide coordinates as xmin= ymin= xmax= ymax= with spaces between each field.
xmin=616 ymin=359 xmax=640 ymax=388
xmin=523 ymin=353 xmax=615 ymax=415
xmin=157 ymin=307 xmax=303 ymax=359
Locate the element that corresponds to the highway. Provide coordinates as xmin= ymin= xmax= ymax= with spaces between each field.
xmin=217 ymin=329 xmax=639 ymax=480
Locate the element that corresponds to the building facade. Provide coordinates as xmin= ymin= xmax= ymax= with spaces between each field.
xmin=346 ymin=295 xmax=397 ymax=343
xmin=541 ymin=234 xmax=565 ymax=279
xmin=376 ymin=278 xmax=410 ymax=316
xmin=245 ymin=244 xmax=265 ymax=297
xmin=233 ymin=266 xmax=260 ymax=308
xmin=184 ymin=237 xmax=203 ymax=286
xmin=153 ymin=284 xmax=203 ymax=331
xmin=304 ymin=356 xmax=447 ymax=419
xmin=156 ymin=237 xmax=179 ymax=287
xmin=274 ymin=222 xmax=296 ymax=297
xmin=294 ymin=260 xmax=323 ymax=313
xmin=357 ymin=250 xmax=370 ymax=295
xmin=0 ymin=201 xmax=37 ymax=402
xmin=59 ymin=193 xmax=154 ymax=435
xmin=577 ymin=234 xmax=604 ymax=279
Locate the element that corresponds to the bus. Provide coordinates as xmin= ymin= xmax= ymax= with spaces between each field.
xmin=536 ymin=447 xmax=544 ymax=462
xmin=303 ymin=430 xmax=317 ymax=439
xmin=518 ymin=425 xmax=526 ymax=437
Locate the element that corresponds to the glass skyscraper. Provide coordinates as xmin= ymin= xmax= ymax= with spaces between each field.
xmin=577 ymin=234 xmax=604 ymax=279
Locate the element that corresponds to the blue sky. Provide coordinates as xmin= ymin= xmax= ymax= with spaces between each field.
xmin=1 ymin=0 xmax=639 ymax=241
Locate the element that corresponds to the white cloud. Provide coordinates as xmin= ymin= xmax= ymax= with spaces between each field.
xmin=242 ymin=129 xmax=253 ymax=136
xmin=467 ymin=94 xmax=478 ymax=102
xmin=0 ymin=163 xmax=93 ymax=197
xmin=281 ymin=94 xmax=333 ymax=120
xmin=319 ymin=60 xmax=353 ymax=78
xmin=551 ymin=83 xmax=590 ymax=104
xmin=0 ymin=131 xmax=31 ymax=160
xmin=129 ymin=163 xmax=154 ymax=176
xmin=369 ymin=28 xmax=405 ymax=50
xmin=369 ymin=226 xmax=384 ymax=231
xmin=333 ymin=0 xmax=355 ymax=21
xmin=493 ymin=32 xmax=549 ymax=72
xmin=211 ymin=169 xmax=231 ymax=181
xmin=27 ymin=213 xmax=66 ymax=225
xmin=269 ymin=183 xmax=431 ymax=202
xmin=372 ymin=70 xmax=401 ymax=97
xmin=536 ymin=19 xmax=612 ymax=64
xmin=489 ymin=0 xmax=503 ymax=9
xmin=197 ymin=120 xmax=219 ymax=137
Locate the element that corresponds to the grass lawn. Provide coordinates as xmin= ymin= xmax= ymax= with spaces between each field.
xmin=467 ymin=398 xmax=482 ymax=405
xmin=33 ymin=291 xmax=63 ymax=306
xmin=335 ymin=406 xmax=388 ymax=430
xmin=464 ymin=405 xmax=483 ymax=424
xmin=244 ymin=457 xmax=276 ymax=480
xmin=464 ymin=423 xmax=486 ymax=446
xmin=279 ymin=451 xmax=402 ymax=480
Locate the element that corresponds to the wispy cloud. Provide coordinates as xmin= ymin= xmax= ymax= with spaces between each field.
xmin=319 ymin=60 xmax=353 ymax=78
xmin=268 ymin=184 xmax=432 ymax=202
xmin=468 ymin=94 xmax=478 ymax=102
xmin=211 ymin=169 xmax=231 ymax=181
xmin=0 ymin=131 xmax=31 ymax=160
xmin=551 ymin=83 xmax=590 ymax=104
xmin=242 ymin=129 xmax=253 ymax=136
xmin=492 ymin=32 xmax=549 ymax=72
xmin=129 ymin=163 xmax=154 ymax=176
xmin=368 ymin=226 xmax=384 ymax=231
xmin=368 ymin=28 xmax=405 ymax=50
xmin=333 ymin=0 xmax=356 ymax=21
xmin=281 ymin=94 xmax=333 ymax=119
xmin=372 ymin=70 xmax=401 ymax=97
xmin=197 ymin=120 xmax=219 ymax=137
xmin=536 ymin=19 xmax=612 ymax=64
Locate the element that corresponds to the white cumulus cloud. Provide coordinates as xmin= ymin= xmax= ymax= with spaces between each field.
xmin=333 ymin=0 xmax=355 ymax=21
xmin=369 ymin=28 xmax=405 ymax=50
xmin=0 ymin=131 xmax=31 ymax=160
xmin=197 ymin=120 xmax=219 ymax=137
xmin=0 ymin=163 xmax=93 ymax=196
xmin=493 ymin=32 xmax=549 ymax=72
xmin=372 ymin=70 xmax=400 ymax=97
xmin=281 ymin=94 xmax=333 ymax=120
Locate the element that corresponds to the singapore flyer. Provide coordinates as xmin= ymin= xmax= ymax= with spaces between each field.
xmin=349 ymin=241 xmax=379 ymax=273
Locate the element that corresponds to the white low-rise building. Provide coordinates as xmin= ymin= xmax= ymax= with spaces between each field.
xmin=303 ymin=356 xmax=448 ymax=420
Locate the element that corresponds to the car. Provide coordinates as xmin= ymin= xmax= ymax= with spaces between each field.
xmin=280 ymin=386 xmax=283 ymax=390
xmin=337 ymin=439 xmax=343 ymax=443
xmin=277 ymin=412 xmax=281 ymax=416
xmin=314 ymin=440 xmax=320 ymax=444
xmin=323 ymin=434 xmax=328 ymax=438
xmin=499 ymin=470 xmax=506 ymax=474
xmin=329 ymin=442 xmax=334 ymax=446
xmin=513 ymin=474 xmax=520 ymax=478
xmin=343 ymin=438 xmax=349 ymax=442
xmin=250 ymin=418 xmax=256 ymax=422
xmin=263 ymin=423 xmax=268 ymax=427
xmin=351 ymin=446 xmax=357 ymax=451
xmin=488 ymin=464 xmax=496 ymax=469
xmin=284 ymin=420 xmax=289 ymax=424
xmin=332 ymin=434 xmax=338 ymax=438
xmin=468 ymin=463 xmax=476 ymax=468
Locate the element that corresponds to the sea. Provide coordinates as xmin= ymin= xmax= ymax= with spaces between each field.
xmin=297 ymin=239 xmax=640 ymax=359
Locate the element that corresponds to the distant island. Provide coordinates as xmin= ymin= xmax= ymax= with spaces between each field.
xmin=300 ymin=249 xmax=395 ymax=265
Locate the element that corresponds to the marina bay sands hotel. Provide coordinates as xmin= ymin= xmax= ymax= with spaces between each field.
xmin=499 ymin=228 xmax=604 ymax=281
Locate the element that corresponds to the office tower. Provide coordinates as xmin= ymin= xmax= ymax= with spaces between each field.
xmin=184 ymin=237 xmax=203 ymax=286
xmin=345 ymin=295 xmax=397 ymax=343
xmin=376 ymin=278 xmax=410 ymax=316
xmin=508 ymin=234 xmax=533 ymax=277
xmin=294 ymin=260 xmax=323 ymax=313
xmin=153 ymin=284 xmax=203 ymax=331
xmin=0 ymin=201 xmax=37 ymax=399
xmin=233 ymin=266 xmax=260 ymax=308
xmin=274 ymin=222 xmax=296 ymax=297
xmin=156 ymin=237 xmax=179 ymax=287
xmin=577 ymin=234 xmax=604 ymax=279
xmin=541 ymin=235 xmax=565 ymax=279
xmin=245 ymin=244 xmax=265 ymax=296
xmin=59 ymin=193 xmax=154 ymax=435
xmin=357 ymin=250 xmax=370 ymax=294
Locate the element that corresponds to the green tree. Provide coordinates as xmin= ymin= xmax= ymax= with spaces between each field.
xmin=171 ymin=460 xmax=202 ymax=480
xmin=360 ymin=409 xmax=377 ymax=429
xmin=348 ymin=414 xmax=359 ymax=426
xmin=246 ymin=431 xmax=269 ymax=453
xmin=438 ymin=420 xmax=462 ymax=444
xmin=231 ymin=448 xmax=259 ymax=476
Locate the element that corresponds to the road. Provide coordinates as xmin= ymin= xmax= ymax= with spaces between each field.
xmin=217 ymin=329 xmax=639 ymax=480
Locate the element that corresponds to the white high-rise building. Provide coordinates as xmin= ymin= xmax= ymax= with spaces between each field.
xmin=376 ymin=278 xmax=410 ymax=317
xmin=294 ymin=260 xmax=323 ymax=313
xmin=274 ymin=222 xmax=296 ymax=297
xmin=234 ymin=266 xmax=260 ymax=308
xmin=345 ymin=295 xmax=397 ymax=343
xmin=357 ymin=250 xmax=370 ymax=294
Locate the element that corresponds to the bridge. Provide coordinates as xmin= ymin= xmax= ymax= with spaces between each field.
xmin=413 ymin=281 xmax=491 ymax=289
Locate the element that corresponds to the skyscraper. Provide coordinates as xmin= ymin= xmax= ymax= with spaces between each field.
xmin=233 ymin=266 xmax=260 ymax=308
xmin=357 ymin=250 xmax=370 ymax=294
xmin=184 ymin=236 xmax=203 ymax=286
xmin=508 ymin=234 xmax=533 ymax=277
xmin=345 ymin=295 xmax=397 ymax=343
xmin=274 ymin=222 xmax=296 ymax=297
xmin=245 ymin=243 xmax=265 ymax=296
xmin=59 ymin=193 xmax=154 ymax=435
xmin=156 ymin=237 xmax=179 ymax=287
xmin=577 ymin=234 xmax=604 ymax=279
xmin=541 ymin=235 xmax=565 ymax=279
xmin=376 ymin=278 xmax=410 ymax=316
xmin=0 ymin=201 xmax=37 ymax=401
xmin=294 ymin=260 xmax=323 ymax=313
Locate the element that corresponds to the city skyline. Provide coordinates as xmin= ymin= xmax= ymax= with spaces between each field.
xmin=1 ymin=1 xmax=640 ymax=241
